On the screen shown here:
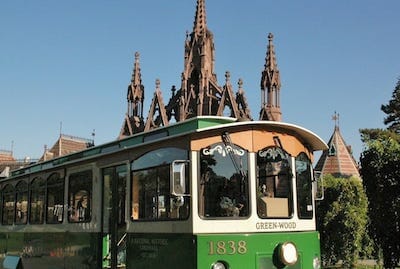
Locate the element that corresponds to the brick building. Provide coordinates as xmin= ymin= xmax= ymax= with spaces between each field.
xmin=40 ymin=134 xmax=94 ymax=162
xmin=315 ymin=114 xmax=360 ymax=179
xmin=0 ymin=134 xmax=93 ymax=178
xmin=0 ymin=150 xmax=33 ymax=178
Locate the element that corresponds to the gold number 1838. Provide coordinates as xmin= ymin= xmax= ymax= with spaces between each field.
xmin=208 ymin=240 xmax=247 ymax=255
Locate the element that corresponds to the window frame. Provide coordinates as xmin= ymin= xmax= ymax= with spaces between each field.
xmin=295 ymin=152 xmax=314 ymax=219
xmin=130 ymin=147 xmax=189 ymax=221
xmin=1 ymin=184 xmax=15 ymax=225
xmin=29 ymin=177 xmax=46 ymax=224
xmin=15 ymin=180 xmax=28 ymax=225
xmin=46 ymin=172 xmax=65 ymax=224
xmin=256 ymin=146 xmax=294 ymax=219
xmin=67 ymin=170 xmax=93 ymax=223
xmin=198 ymin=142 xmax=250 ymax=219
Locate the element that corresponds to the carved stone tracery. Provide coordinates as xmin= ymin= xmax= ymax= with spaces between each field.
xmin=119 ymin=0 xmax=282 ymax=137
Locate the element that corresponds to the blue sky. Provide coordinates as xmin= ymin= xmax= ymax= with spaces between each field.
xmin=1 ymin=0 xmax=399 ymax=162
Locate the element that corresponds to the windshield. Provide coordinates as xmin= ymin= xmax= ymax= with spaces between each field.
xmin=198 ymin=142 xmax=249 ymax=218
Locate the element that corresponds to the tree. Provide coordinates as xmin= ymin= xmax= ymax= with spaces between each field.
xmin=360 ymin=129 xmax=400 ymax=269
xmin=381 ymin=78 xmax=400 ymax=134
xmin=317 ymin=175 xmax=372 ymax=268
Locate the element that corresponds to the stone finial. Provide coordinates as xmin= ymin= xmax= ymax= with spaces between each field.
xmin=268 ymin=32 xmax=274 ymax=42
xmin=155 ymin=79 xmax=161 ymax=89
xmin=238 ymin=78 xmax=243 ymax=91
xmin=225 ymin=71 xmax=231 ymax=83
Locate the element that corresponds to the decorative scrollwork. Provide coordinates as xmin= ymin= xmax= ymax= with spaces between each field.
xmin=202 ymin=144 xmax=245 ymax=157
xmin=258 ymin=147 xmax=287 ymax=161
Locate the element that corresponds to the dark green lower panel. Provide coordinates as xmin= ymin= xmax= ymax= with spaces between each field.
xmin=0 ymin=231 xmax=320 ymax=269
xmin=0 ymin=232 xmax=102 ymax=269
xmin=126 ymin=233 xmax=196 ymax=269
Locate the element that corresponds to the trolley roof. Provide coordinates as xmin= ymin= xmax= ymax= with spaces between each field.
xmin=6 ymin=116 xmax=327 ymax=179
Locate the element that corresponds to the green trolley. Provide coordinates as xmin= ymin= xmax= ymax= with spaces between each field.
xmin=1 ymin=117 xmax=327 ymax=268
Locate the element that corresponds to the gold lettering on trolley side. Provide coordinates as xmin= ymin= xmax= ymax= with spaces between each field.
xmin=208 ymin=241 xmax=215 ymax=255
xmin=237 ymin=240 xmax=247 ymax=254
xmin=217 ymin=241 xmax=227 ymax=255
xmin=228 ymin=241 xmax=235 ymax=254
xmin=255 ymin=221 xmax=297 ymax=230
xmin=208 ymin=240 xmax=247 ymax=255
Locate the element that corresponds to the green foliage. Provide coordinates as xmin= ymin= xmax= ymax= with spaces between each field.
xmin=317 ymin=175 xmax=372 ymax=268
xmin=360 ymin=129 xmax=400 ymax=269
xmin=381 ymin=78 xmax=400 ymax=134
xmin=360 ymin=128 xmax=400 ymax=144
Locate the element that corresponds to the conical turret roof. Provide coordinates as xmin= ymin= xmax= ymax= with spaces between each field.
xmin=315 ymin=124 xmax=360 ymax=178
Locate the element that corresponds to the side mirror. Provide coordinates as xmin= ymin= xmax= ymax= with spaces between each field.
xmin=313 ymin=171 xmax=324 ymax=201
xmin=171 ymin=160 xmax=189 ymax=196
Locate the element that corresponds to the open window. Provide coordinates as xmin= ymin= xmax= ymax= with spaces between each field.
xmin=47 ymin=172 xmax=64 ymax=223
xmin=257 ymin=146 xmax=292 ymax=218
xmin=131 ymin=147 xmax=189 ymax=221
xmin=15 ymin=180 xmax=28 ymax=224
xmin=68 ymin=170 xmax=92 ymax=223
xmin=1 ymin=184 xmax=15 ymax=225
xmin=29 ymin=177 xmax=45 ymax=224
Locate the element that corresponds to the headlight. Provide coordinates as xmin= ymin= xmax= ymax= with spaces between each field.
xmin=313 ymin=256 xmax=321 ymax=269
xmin=212 ymin=261 xmax=227 ymax=269
xmin=279 ymin=242 xmax=298 ymax=266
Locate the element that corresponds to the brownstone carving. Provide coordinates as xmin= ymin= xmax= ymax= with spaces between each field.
xmin=260 ymin=33 xmax=282 ymax=121
xmin=120 ymin=0 xmax=281 ymax=137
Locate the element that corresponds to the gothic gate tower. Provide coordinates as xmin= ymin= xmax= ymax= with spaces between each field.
xmin=119 ymin=0 xmax=284 ymax=137
xmin=164 ymin=0 xmax=250 ymax=122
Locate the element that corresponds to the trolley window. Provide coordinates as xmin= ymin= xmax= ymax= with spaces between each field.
xmin=46 ymin=173 xmax=64 ymax=224
xmin=29 ymin=177 xmax=45 ymax=224
xmin=199 ymin=142 xmax=249 ymax=218
xmin=296 ymin=152 xmax=313 ymax=219
xmin=131 ymin=147 xmax=189 ymax=221
xmin=1 ymin=184 xmax=15 ymax=225
xmin=68 ymin=170 xmax=92 ymax=223
xmin=257 ymin=146 xmax=293 ymax=218
xmin=15 ymin=180 xmax=28 ymax=225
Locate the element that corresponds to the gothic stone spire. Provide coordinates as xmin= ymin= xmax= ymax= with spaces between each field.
xmin=193 ymin=0 xmax=207 ymax=37
xmin=260 ymin=33 xmax=282 ymax=121
xmin=128 ymin=52 xmax=144 ymax=119
xmin=177 ymin=0 xmax=221 ymax=120
xmin=119 ymin=52 xmax=145 ymax=138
